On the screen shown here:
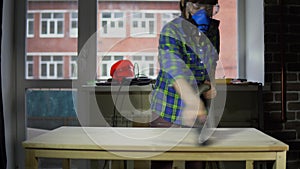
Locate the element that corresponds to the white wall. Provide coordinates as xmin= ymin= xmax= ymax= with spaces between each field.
xmin=245 ymin=0 xmax=264 ymax=84
xmin=237 ymin=0 xmax=264 ymax=84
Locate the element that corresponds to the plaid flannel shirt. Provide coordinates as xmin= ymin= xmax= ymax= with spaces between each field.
xmin=150 ymin=16 xmax=219 ymax=125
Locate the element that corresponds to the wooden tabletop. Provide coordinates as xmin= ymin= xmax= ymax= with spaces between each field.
xmin=23 ymin=127 xmax=288 ymax=152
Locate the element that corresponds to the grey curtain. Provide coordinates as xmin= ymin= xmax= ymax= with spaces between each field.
xmin=0 ymin=0 xmax=7 ymax=168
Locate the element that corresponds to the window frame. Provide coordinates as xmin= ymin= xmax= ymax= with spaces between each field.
xmin=160 ymin=11 xmax=180 ymax=30
xmin=70 ymin=55 xmax=78 ymax=79
xmin=130 ymin=10 xmax=157 ymax=38
xmin=39 ymin=11 xmax=65 ymax=38
xmin=99 ymin=11 xmax=126 ymax=38
xmin=15 ymin=0 xmax=96 ymax=168
xmin=131 ymin=54 xmax=157 ymax=78
xmin=26 ymin=55 xmax=34 ymax=79
xmin=97 ymin=53 xmax=124 ymax=79
xmin=69 ymin=11 xmax=78 ymax=38
xmin=97 ymin=52 xmax=158 ymax=79
xmin=27 ymin=12 xmax=35 ymax=38
xmin=39 ymin=55 xmax=64 ymax=79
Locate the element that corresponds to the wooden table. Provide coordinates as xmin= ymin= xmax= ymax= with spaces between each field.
xmin=23 ymin=127 xmax=288 ymax=169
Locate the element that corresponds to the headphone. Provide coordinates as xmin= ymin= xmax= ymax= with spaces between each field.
xmin=180 ymin=0 xmax=187 ymax=11
xmin=180 ymin=0 xmax=190 ymax=19
xmin=180 ymin=0 xmax=185 ymax=7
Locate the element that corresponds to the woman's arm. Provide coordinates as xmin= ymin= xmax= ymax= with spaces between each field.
xmin=173 ymin=78 xmax=207 ymax=126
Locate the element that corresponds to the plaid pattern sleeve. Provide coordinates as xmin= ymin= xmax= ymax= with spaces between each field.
xmin=150 ymin=17 xmax=219 ymax=125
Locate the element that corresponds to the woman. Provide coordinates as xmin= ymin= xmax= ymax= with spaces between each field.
xmin=150 ymin=0 xmax=220 ymax=168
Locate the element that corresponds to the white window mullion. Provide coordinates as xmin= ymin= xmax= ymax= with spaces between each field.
xmin=54 ymin=20 xmax=58 ymax=34
xmin=47 ymin=63 xmax=50 ymax=78
xmin=48 ymin=62 xmax=52 ymax=78
xmin=54 ymin=63 xmax=58 ymax=78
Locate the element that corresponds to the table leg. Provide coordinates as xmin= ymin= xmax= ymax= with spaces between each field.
xmin=246 ymin=161 xmax=254 ymax=169
xmin=123 ymin=160 xmax=134 ymax=169
xmin=91 ymin=160 xmax=100 ymax=169
xmin=25 ymin=149 xmax=38 ymax=169
xmin=274 ymin=151 xmax=286 ymax=169
xmin=62 ymin=159 xmax=70 ymax=169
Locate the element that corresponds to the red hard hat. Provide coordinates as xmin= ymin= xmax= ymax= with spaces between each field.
xmin=110 ymin=60 xmax=135 ymax=83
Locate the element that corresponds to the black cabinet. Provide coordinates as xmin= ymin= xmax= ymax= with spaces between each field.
xmin=87 ymin=83 xmax=263 ymax=129
xmin=215 ymin=83 xmax=263 ymax=129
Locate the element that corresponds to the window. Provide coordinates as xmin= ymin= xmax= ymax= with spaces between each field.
xmin=214 ymin=0 xmax=237 ymax=78
xmin=161 ymin=12 xmax=180 ymax=30
xmin=100 ymin=11 xmax=126 ymax=37
xmin=130 ymin=11 xmax=157 ymax=37
xmin=70 ymin=12 xmax=78 ymax=37
xmin=95 ymin=1 xmax=240 ymax=80
xmin=27 ymin=8 xmax=78 ymax=80
xmin=101 ymin=64 xmax=108 ymax=77
xmin=21 ymin=0 xmax=79 ymax=167
xmin=26 ymin=55 xmax=34 ymax=79
xmin=98 ymin=54 xmax=124 ymax=79
xmin=70 ymin=55 xmax=78 ymax=79
xmin=40 ymin=12 xmax=64 ymax=37
xmin=27 ymin=13 xmax=34 ymax=37
xmin=40 ymin=55 xmax=64 ymax=79
xmin=132 ymin=55 xmax=157 ymax=78
xmin=22 ymin=0 xmax=264 ymax=125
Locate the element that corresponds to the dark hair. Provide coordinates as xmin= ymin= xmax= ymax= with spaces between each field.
xmin=199 ymin=0 xmax=218 ymax=5
xmin=180 ymin=0 xmax=218 ymax=18
xmin=180 ymin=0 xmax=218 ymax=11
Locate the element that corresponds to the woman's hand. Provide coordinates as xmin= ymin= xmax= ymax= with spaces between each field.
xmin=182 ymin=101 xmax=207 ymax=127
xmin=173 ymin=78 xmax=208 ymax=126
xmin=203 ymin=80 xmax=217 ymax=99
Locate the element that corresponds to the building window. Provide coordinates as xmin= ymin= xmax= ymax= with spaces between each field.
xmin=98 ymin=54 xmax=124 ymax=79
xmin=101 ymin=64 xmax=108 ymax=77
xmin=161 ymin=12 xmax=180 ymax=30
xmin=100 ymin=11 xmax=126 ymax=38
xmin=70 ymin=12 xmax=78 ymax=37
xmin=40 ymin=12 xmax=64 ymax=37
xmin=27 ymin=13 xmax=34 ymax=38
xmin=149 ymin=63 xmax=155 ymax=77
xmin=70 ymin=55 xmax=78 ymax=79
xmin=40 ymin=55 xmax=64 ymax=79
xmin=131 ymin=54 xmax=157 ymax=78
xmin=130 ymin=11 xmax=156 ymax=37
xmin=26 ymin=55 xmax=34 ymax=79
